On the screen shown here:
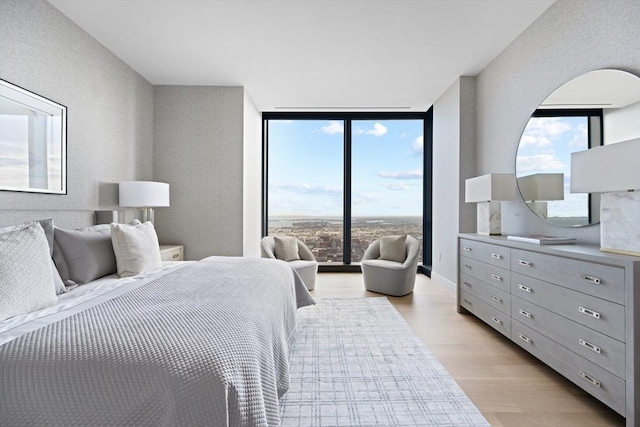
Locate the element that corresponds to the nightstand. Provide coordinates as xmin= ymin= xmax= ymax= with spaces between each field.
xmin=159 ymin=244 xmax=184 ymax=261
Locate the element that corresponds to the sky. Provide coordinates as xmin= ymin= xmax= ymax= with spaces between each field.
xmin=516 ymin=116 xmax=590 ymax=218
xmin=268 ymin=119 xmax=423 ymax=217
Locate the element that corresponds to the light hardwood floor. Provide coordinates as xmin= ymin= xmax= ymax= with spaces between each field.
xmin=310 ymin=272 xmax=625 ymax=427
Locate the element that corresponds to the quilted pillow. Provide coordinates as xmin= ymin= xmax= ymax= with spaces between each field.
xmin=111 ymin=221 xmax=162 ymax=277
xmin=0 ymin=219 xmax=66 ymax=294
xmin=54 ymin=224 xmax=117 ymax=284
xmin=0 ymin=223 xmax=58 ymax=321
xmin=379 ymin=235 xmax=407 ymax=263
xmin=274 ymin=236 xmax=300 ymax=261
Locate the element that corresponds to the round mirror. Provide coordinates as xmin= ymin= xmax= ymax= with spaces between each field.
xmin=515 ymin=69 xmax=640 ymax=227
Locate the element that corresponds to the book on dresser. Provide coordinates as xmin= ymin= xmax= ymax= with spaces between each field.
xmin=458 ymin=233 xmax=640 ymax=427
xmin=507 ymin=235 xmax=576 ymax=245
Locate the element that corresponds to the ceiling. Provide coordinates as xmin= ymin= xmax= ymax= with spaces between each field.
xmin=49 ymin=0 xmax=556 ymax=112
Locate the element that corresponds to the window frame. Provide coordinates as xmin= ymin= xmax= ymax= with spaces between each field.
xmin=262 ymin=110 xmax=433 ymax=275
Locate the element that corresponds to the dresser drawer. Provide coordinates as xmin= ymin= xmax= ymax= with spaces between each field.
xmin=512 ymin=296 xmax=625 ymax=378
xmin=512 ymin=320 xmax=625 ymax=416
xmin=511 ymin=272 xmax=625 ymax=342
xmin=460 ymin=256 xmax=510 ymax=293
xmin=460 ymin=238 xmax=511 ymax=269
xmin=511 ymin=249 xmax=625 ymax=305
xmin=460 ymin=291 xmax=510 ymax=338
xmin=460 ymin=273 xmax=511 ymax=314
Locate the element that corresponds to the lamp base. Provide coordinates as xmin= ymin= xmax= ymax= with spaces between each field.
xmin=526 ymin=201 xmax=548 ymax=219
xmin=600 ymin=192 xmax=640 ymax=256
xmin=477 ymin=201 xmax=502 ymax=235
xmin=136 ymin=207 xmax=155 ymax=224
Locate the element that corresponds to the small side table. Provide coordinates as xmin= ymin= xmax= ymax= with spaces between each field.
xmin=159 ymin=244 xmax=184 ymax=261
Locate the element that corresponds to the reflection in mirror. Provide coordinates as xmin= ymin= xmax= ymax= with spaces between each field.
xmin=515 ymin=69 xmax=640 ymax=227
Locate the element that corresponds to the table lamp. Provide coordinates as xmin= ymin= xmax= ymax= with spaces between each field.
xmin=517 ymin=173 xmax=564 ymax=219
xmin=465 ymin=174 xmax=516 ymax=235
xmin=119 ymin=181 xmax=170 ymax=224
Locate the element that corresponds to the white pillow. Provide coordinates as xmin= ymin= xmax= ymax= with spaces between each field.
xmin=379 ymin=235 xmax=407 ymax=263
xmin=0 ymin=223 xmax=58 ymax=321
xmin=111 ymin=221 xmax=163 ymax=277
xmin=274 ymin=236 xmax=300 ymax=261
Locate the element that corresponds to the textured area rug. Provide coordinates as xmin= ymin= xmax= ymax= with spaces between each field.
xmin=280 ymin=298 xmax=490 ymax=427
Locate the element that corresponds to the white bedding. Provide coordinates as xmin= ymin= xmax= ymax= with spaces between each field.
xmin=0 ymin=256 xmax=314 ymax=426
xmin=0 ymin=261 xmax=193 ymax=345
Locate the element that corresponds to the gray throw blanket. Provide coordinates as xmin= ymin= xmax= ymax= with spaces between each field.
xmin=0 ymin=256 xmax=314 ymax=427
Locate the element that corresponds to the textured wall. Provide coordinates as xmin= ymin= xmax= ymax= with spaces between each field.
xmin=0 ymin=0 xmax=153 ymax=218
xmin=432 ymin=77 xmax=476 ymax=286
xmin=153 ymin=86 xmax=244 ymax=260
xmin=475 ymin=0 xmax=640 ymax=244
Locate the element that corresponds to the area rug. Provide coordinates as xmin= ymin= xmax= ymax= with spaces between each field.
xmin=280 ymin=297 xmax=490 ymax=427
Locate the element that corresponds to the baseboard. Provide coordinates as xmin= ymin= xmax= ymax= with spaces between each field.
xmin=430 ymin=271 xmax=457 ymax=295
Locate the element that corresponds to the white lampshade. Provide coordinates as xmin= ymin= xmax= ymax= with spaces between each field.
xmin=465 ymin=174 xmax=516 ymax=203
xmin=119 ymin=181 xmax=170 ymax=207
xmin=517 ymin=173 xmax=564 ymax=201
xmin=571 ymin=138 xmax=640 ymax=193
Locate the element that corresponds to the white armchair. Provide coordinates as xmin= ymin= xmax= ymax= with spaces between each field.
xmin=260 ymin=236 xmax=318 ymax=291
xmin=361 ymin=236 xmax=420 ymax=296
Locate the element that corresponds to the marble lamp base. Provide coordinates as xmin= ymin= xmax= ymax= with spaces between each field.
xmin=477 ymin=201 xmax=502 ymax=235
xmin=600 ymin=191 xmax=640 ymax=256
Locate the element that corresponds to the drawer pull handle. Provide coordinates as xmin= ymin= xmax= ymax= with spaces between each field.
xmin=492 ymin=295 xmax=502 ymax=303
xmin=172 ymin=253 xmax=179 ymax=259
xmin=491 ymin=253 xmax=502 ymax=260
xmin=580 ymin=274 xmax=601 ymax=285
xmin=464 ymin=264 xmax=472 ymax=269
xmin=579 ymin=339 xmax=601 ymax=354
xmin=491 ymin=274 xmax=502 ymax=281
xmin=518 ymin=260 xmax=531 ymax=267
xmin=463 ymin=246 xmax=472 ymax=252
xmin=518 ymin=284 xmax=532 ymax=293
xmin=518 ymin=308 xmax=532 ymax=319
xmin=463 ymin=281 xmax=472 ymax=287
xmin=463 ymin=299 xmax=472 ymax=305
xmin=579 ymin=306 xmax=600 ymax=320
xmin=579 ymin=371 xmax=601 ymax=388
xmin=491 ymin=316 xmax=503 ymax=325
xmin=518 ymin=333 xmax=532 ymax=344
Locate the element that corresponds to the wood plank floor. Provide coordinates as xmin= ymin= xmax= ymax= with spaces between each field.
xmin=310 ymin=272 xmax=625 ymax=427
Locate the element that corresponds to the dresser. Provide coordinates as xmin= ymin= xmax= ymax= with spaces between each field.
xmin=457 ymin=234 xmax=640 ymax=426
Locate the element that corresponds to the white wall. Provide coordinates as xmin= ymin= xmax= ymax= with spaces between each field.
xmin=0 ymin=0 xmax=153 ymax=219
xmin=431 ymin=77 xmax=476 ymax=288
xmin=604 ymin=102 xmax=640 ymax=145
xmin=243 ymin=91 xmax=262 ymax=257
xmin=153 ymin=86 xmax=244 ymax=260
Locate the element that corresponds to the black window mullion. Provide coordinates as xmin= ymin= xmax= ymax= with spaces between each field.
xmin=344 ymin=119 xmax=352 ymax=265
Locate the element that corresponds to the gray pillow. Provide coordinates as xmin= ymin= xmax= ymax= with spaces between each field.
xmin=274 ymin=236 xmax=300 ymax=261
xmin=0 ymin=219 xmax=66 ymax=295
xmin=54 ymin=224 xmax=117 ymax=284
xmin=379 ymin=235 xmax=407 ymax=263
xmin=0 ymin=223 xmax=58 ymax=321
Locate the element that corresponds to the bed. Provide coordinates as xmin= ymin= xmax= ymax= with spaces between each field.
xmin=0 ymin=218 xmax=314 ymax=427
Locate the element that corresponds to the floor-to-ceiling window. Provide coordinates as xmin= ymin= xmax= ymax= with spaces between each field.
xmin=263 ymin=112 xmax=432 ymax=272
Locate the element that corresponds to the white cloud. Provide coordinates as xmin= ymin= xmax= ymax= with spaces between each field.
xmin=382 ymin=182 xmax=411 ymax=190
xmin=377 ymin=169 xmax=423 ymax=179
xmin=520 ymin=117 xmax=572 ymax=148
xmin=353 ymin=126 xmax=365 ymax=135
xmin=516 ymin=154 xmax=567 ymax=172
xmin=352 ymin=192 xmax=380 ymax=203
xmin=411 ymin=135 xmax=423 ymax=155
xmin=366 ymin=123 xmax=387 ymax=137
xmin=568 ymin=124 xmax=588 ymax=148
xmin=321 ymin=121 xmax=344 ymax=135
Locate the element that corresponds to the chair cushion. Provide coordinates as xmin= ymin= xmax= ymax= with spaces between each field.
xmin=379 ymin=235 xmax=407 ymax=262
xmin=361 ymin=259 xmax=406 ymax=270
xmin=274 ymin=236 xmax=300 ymax=261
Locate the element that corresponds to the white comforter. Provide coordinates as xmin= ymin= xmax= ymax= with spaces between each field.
xmin=0 ymin=256 xmax=314 ymax=427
